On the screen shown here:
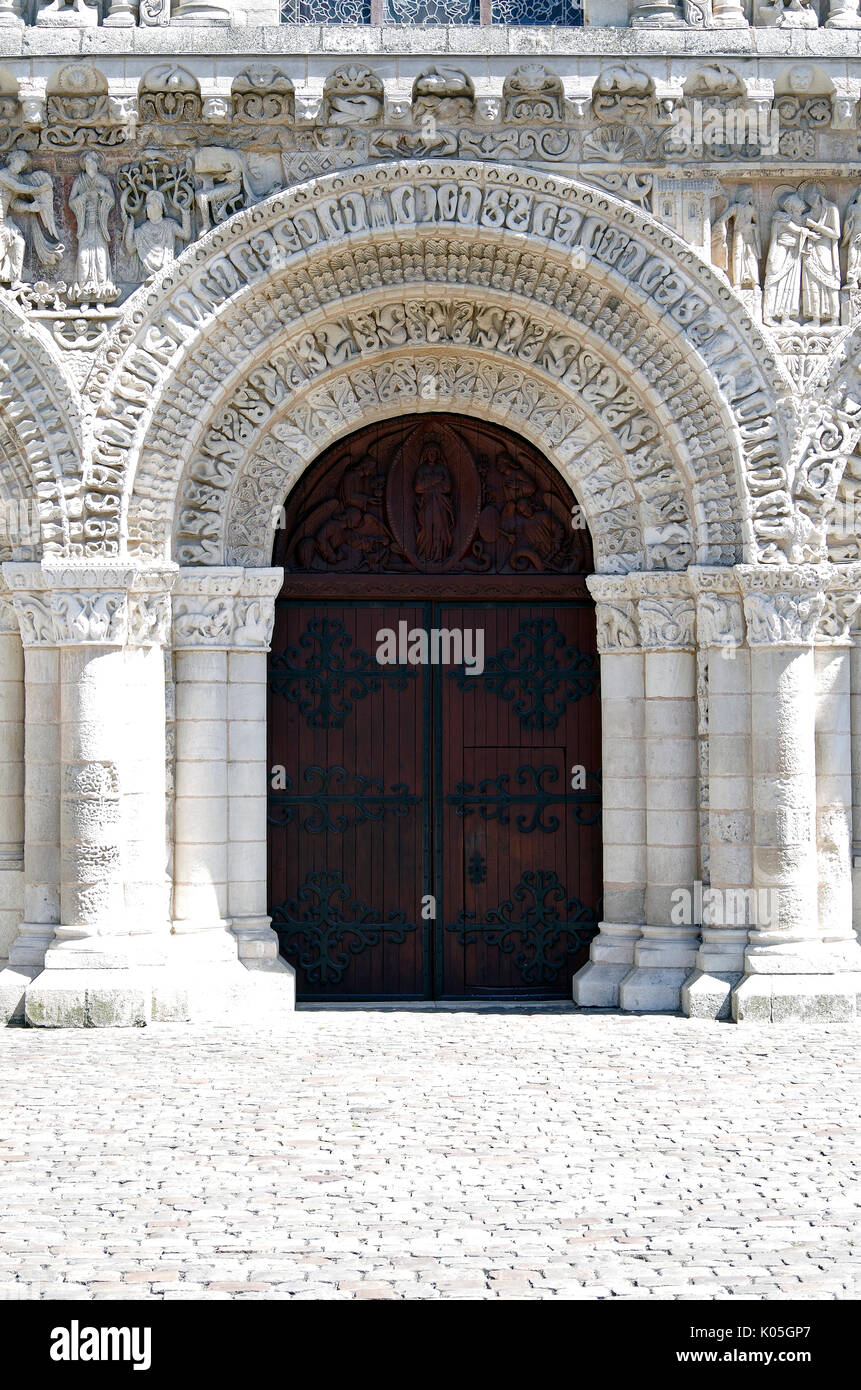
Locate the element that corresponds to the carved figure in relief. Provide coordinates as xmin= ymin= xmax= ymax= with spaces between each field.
xmin=712 ymin=190 xmax=762 ymax=287
xmin=841 ymin=189 xmax=861 ymax=290
xmin=124 ymin=187 xmax=191 ymax=277
xmin=414 ymin=441 xmax=455 ymax=563
xmin=298 ymin=453 xmax=393 ymax=570
xmin=412 ymin=67 xmax=474 ymax=123
xmin=69 ymin=153 xmax=118 ymax=306
xmin=798 ymin=183 xmax=840 ymax=324
xmin=713 ymin=189 xmax=761 ymax=288
xmin=0 ymin=153 xmax=63 ymax=284
xmin=192 ymin=148 xmax=251 ymax=234
xmin=763 ymin=192 xmax=809 ymax=324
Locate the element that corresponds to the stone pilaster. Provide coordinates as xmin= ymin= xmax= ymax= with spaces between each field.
xmin=682 ymin=568 xmax=751 ymax=1020
xmin=573 ymin=576 xmax=645 ymax=1008
xmin=171 ymin=568 xmax=294 ymax=1014
xmin=1 ymin=560 xmax=177 ymax=1027
xmin=0 ymin=585 xmax=25 ymax=1021
xmin=619 ymin=575 xmax=700 ymax=1013
xmin=732 ymin=567 xmax=861 ymax=1023
xmin=851 ymin=604 xmax=861 ymax=934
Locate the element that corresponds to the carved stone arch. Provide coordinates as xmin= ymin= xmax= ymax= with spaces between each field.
xmin=804 ymin=321 xmax=861 ymax=565
xmin=213 ymin=358 xmax=658 ymax=573
xmin=88 ymin=160 xmax=793 ymax=569
xmin=0 ymin=297 xmax=83 ymax=557
xmin=160 ymin=300 xmax=715 ymax=571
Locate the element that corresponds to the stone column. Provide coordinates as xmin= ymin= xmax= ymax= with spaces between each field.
xmin=0 ymin=587 xmax=24 ymax=1019
xmin=573 ymin=578 xmax=645 ymax=1007
xmin=851 ymin=607 xmax=861 ymax=933
xmin=171 ymin=568 xmax=294 ymax=1010
xmin=0 ymin=580 xmax=58 ymax=1024
xmin=619 ymin=576 xmax=700 ymax=1012
xmin=683 ymin=569 xmax=751 ymax=1019
xmin=629 ymin=0 xmax=685 ymax=23
xmin=710 ymin=0 xmax=748 ymax=23
xmin=1 ymin=561 xmax=177 ymax=1028
xmin=814 ymin=575 xmax=860 ymax=959
xmin=732 ymin=568 xmax=861 ymax=1022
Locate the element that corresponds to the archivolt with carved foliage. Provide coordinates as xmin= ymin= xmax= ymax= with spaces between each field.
xmin=86 ymin=161 xmax=792 ymax=570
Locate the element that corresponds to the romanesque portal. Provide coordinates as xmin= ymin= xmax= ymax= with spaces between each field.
xmin=1 ymin=10 xmax=861 ymax=1026
xmin=267 ymin=415 xmax=602 ymax=999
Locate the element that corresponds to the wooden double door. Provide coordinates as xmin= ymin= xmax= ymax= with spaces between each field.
xmin=268 ymin=599 xmax=601 ymax=1000
xmin=267 ymin=416 xmax=602 ymax=1000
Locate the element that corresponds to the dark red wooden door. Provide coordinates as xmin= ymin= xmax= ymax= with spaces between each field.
xmin=438 ymin=602 xmax=601 ymax=998
xmin=268 ymin=416 xmax=601 ymax=1000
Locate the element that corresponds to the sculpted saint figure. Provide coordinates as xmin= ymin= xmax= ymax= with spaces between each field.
xmin=842 ymin=189 xmax=861 ymax=290
xmin=714 ymin=190 xmax=761 ymax=289
xmin=124 ymin=188 xmax=191 ymax=277
xmin=763 ymin=192 xmax=808 ymax=324
xmin=798 ymin=183 xmax=840 ymax=324
xmin=69 ymin=153 xmax=118 ymax=306
xmin=0 ymin=152 xmax=63 ymax=284
xmin=414 ymin=442 xmax=455 ymax=564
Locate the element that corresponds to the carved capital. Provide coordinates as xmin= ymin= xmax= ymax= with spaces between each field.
xmin=1 ymin=561 xmax=176 ymax=648
xmin=171 ymin=567 xmax=283 ymax=651
xmin=688 ymin=566 xmax=746 ymax=650
xmin=743 ymin=592 xmax=824 ymax=647
xmin=737 ymin=565 xmax=827 ymax=646
xmin=636 ymin=596 xmax=696 ymax=651
xmin=594 ymin=599 xmax=640 ymax=654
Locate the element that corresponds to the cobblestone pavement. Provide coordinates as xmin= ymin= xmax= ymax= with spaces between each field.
xmin=1 ymin=1007 xmax=859 ymax=1300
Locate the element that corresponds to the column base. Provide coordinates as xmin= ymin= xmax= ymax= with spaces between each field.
xmin=230 ymin=915 xmax=281 ymax=964
xmin=732 ymin=973 xmax=861 ymax=1024
xmin=681 ymin=969 xmax=743 ymax=1021
xmin=19 ymin=955 xmax=296 ymax=1028
xmin=618 ymin=926 xmax=699 ymax=1013
xmin=0 ymin=965 xmax=39 ymax=1024
xmin=25 ymin=967 xmax=155 ymax=1028
xmin=572 ymin=922 xmax=642 ymax=1007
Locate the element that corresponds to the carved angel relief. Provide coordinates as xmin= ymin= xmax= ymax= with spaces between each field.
xmin=279 ymin=417 xmax=593 ymax=578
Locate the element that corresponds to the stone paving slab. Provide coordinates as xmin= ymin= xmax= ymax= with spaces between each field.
xmin=0 ymin=1008 xmax=859 ymax=1301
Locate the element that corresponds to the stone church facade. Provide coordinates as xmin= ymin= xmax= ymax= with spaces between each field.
xmin=0 ymin=1 xmax=860 ymax=1027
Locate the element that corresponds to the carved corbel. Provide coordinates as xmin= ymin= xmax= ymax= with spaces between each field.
xmin=830 ymin=81 xmax=860 ymax=127
xmin=473 ymin=81 xmax=504 ymax=127
xmin=17 ymin=78 xmax=47 ymax=130
xmin=198 ymin=79 xmax=234 ymax=126
xmin=107 ymin=83 xmax=139 ymax=138
xmin=294 ymin=87 xmax=324 ymax=127
xmin=384 ymin=83 xmax=413 ymax=127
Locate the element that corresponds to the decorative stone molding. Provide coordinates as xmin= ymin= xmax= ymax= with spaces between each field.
xmin=1 ymin=560 xmax=177 ymax=647
xmin=171 ymin=568 xmax=282 ymax=650
xmin=78 ymin=161 xmax=790 ymax=574
xmin=0 ymin=299 xmax=82 ymax=556
xmin=815 ymin=565 xmax=861 ymax=643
